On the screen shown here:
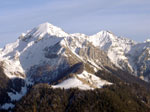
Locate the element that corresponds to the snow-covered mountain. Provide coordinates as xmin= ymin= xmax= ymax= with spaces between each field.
xmin=0 ymin=22 xmax=150 ymax=110
xmin=0 ymin=23 xmax=113 ymax=110
xmin=1 ymin=22 xmax=150 ymax=83
xmin=88 ymin=31 xmax=135 ymax=72
xmin=0 ymin=23 xmax=115 ymax=82
xmin=70 ymin=30 xmax=150 ymax=82
xmin=88 ymin=31 xmax=150 ymax=81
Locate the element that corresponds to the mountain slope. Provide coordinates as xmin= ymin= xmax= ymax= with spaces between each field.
xmin=88 ymin=31 xmax=135 ymax=73
xmin=0 ymin=23 xmax=116 ymax=83
xmin=0 ymin=22 xmax=150 ymax=111
xmin=88 ymin=31 xmax=150 ymax=82
xmin=13 ymin=83 xmax=150 ymax=112
xmin=0 ymin=23 xmax=115 ymax=110
xmin=2 ymin=22 xmax=150 ymax=82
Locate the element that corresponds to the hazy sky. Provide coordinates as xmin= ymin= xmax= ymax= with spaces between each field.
xmin=0 ymin=0 xmax=150 ymax=47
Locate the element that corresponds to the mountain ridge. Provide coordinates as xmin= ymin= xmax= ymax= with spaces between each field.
xmin=1 ymin=22 xmax=150 ymax=81
xmin=0 ymin=22 xmax=150 ymax=110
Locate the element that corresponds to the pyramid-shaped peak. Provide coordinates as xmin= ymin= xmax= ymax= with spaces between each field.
xmin=24 ymin=22 xmax=69 ymax=39
xmin=36 ymin=22 xmax=68 ymax=35
xmin=37 ymin=22 xmax=59 ymax=30
xmin=40 ymin=22 xmax=52 ymax=26
xmin=90 ymin=30 xmax=117 ymax=41
xmin=95 ymin=30 xmax=114 ymax=36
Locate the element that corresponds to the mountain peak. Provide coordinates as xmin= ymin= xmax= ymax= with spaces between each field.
xmin=40 ymin=22 xmax=52 ymax=26
xmin=32 ymin=22 xmax=69 ymax=37
xmin=20 ymin=22 xmax=69 ymax=41
xmin=96 ymin=30 xmax=113 ymax=35
xmin=88 ymin=30 xmax=117 ymax=47
xmin=37 ymin=22 xmax=58 ymax=32
xmin=90 ymin=30 xmax=117 ymax=41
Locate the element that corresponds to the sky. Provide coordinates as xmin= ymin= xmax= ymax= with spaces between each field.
xmin=0 ymin=0 xmax=150 ymax=47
